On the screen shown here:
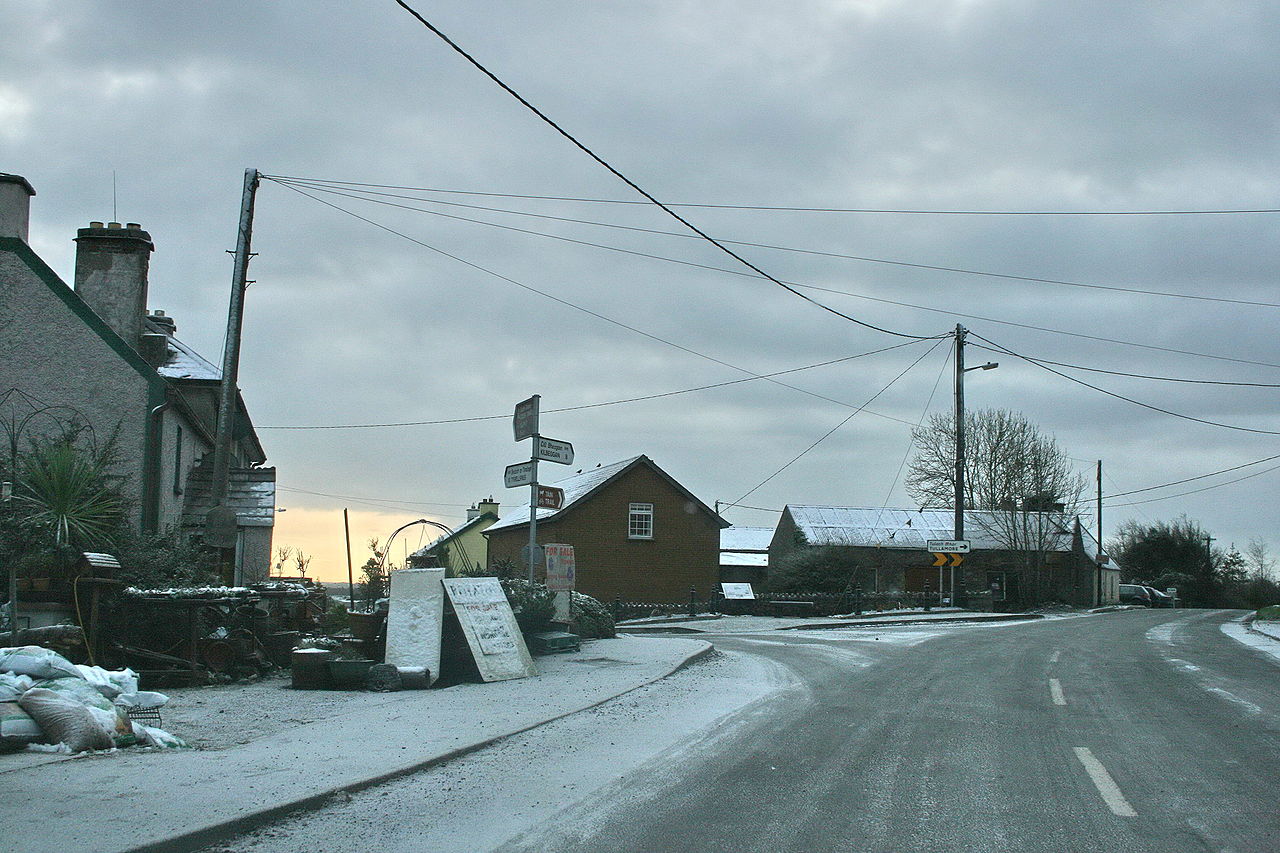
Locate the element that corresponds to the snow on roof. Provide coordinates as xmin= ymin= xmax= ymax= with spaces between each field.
xmin=487 ymin=456 xmax=643 ymax=533
xmin=720 ymin=526 xmax=774 ymax=552
xmin=154 ymin=329 xmax=221 ymax=381
xmin=410 ymin=512 xmax=496 ymax=557
xmin=786 ymin=505 xmax=1077 ymax=552
xmin=721 ymin=552 xmax=769 ymax=567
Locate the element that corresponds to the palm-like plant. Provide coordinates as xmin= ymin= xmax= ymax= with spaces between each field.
xmin=14 ymin=436 xmax=125 ymax=548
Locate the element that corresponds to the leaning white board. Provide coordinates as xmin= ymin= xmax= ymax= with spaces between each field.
xmin=442 ymin=578 xmax=537 ymax=682
xmin=384 ymin=568 xmax=445 ymax=685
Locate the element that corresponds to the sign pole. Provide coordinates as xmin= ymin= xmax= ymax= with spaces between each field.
xmin=528 ymin=438 xmax=539 ymax=584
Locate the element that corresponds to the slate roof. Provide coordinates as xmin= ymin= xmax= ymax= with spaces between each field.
xmin=152 ymin=321 xmax=221 ymax=381
xmin=720 ymin=526 xmax=774 ymax=552
xmin=782 ymin=506 xmax=1080 ymax=552
xmin=410 ymin=512 xmax=497 ymax=558
xmin=486 ymin=455 xmax=725 ymax=533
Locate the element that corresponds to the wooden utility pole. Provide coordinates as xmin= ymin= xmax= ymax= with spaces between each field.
xmin=206 ymin=169 xmax=260 ymax=577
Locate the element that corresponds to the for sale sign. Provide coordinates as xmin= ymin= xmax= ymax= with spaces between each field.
xmin=544 ymin=544 xmax=576 ymax=591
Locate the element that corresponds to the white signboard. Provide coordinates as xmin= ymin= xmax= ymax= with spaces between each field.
xmin=544 ymin=544 xmax=576 ymax=592
xmin=514 ymin=395 xmax=539 ymax=442
xmin=926 ymin=539 xmax=971 ymax=554
xmin=384 ymin=568 xmax=445 ymax=685
xmin=504 ymin=461 xmax=535 ymax=488
xmin=721 ymin=582 xmax=756 ymax=600
xmin=535 ymin=436 xmax=574 ymax=465
xmin=442 ymin=578 xmax=536 ymax=682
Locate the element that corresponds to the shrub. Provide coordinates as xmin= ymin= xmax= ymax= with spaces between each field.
xmin=768 ymin=546 xmax=862 ymax=594
xmin=571 ymin=591 xmax=616 ymax=638
xmin=500 ymin=578 xmax=556 ymax=633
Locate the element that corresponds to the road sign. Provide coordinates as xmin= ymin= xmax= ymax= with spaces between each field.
xmin=504 ymin=461 xmax=535 ymax=488
xmin=513 ymin=395 xmax=539 ymax=442
xmin=544 ymin=544 xmax=576 ymax=591
xmin=926 ymin=539 xmax=970 ymax=554
xmin=535 ymin=436 xmax=574 ymax=465
xmin=932 ymin=553 xmax=964 ymax=568
xmin=520 ymin=543 xmax=545 ymax=570
xmin=536 ymin=485 xmax=565 ymax=510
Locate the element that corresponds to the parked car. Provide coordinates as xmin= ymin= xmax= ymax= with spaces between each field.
xmin=1145 ymin=586 xmax=1176 ymax=607
xmin=1118 ymin=583 xmax=1153 ymax=606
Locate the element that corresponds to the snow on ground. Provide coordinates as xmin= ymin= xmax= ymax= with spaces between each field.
xmin=204 ymin=649 xmax=796 ymax=853
xmin=1222 ymin=619 xmax=1280 ymax=665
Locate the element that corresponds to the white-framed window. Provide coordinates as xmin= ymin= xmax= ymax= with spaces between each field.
xmin=628 ymin=502 xmax=654 ymax=539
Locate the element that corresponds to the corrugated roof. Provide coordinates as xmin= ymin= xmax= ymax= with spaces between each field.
xmin=720 ymin=526 xmax=774 ymax=552
xmin=181 ymin=462 xmax=277 ymax=528
xmin=786 ymin=505 xmax=1078 ymax=552
xmin=487 ymin=456 xmax=642 ymax=533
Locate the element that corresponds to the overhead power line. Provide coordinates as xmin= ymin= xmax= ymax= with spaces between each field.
xmin=1102 ymin=452 xmax=1280 ymax=499
xmin=390 ymin=1 xmax=933 ymax=342
xmin=268 ymin=176 xmax=1280 ymax=373
xmin=1105 ymin=462 xmax=1280 ymax=507
xmin=269 ymin=176 xmax=1280 ymax=311
xmin=966 ymin=345 xmax=1280 ymax=387
xmin=264 ymin=175 xmax=1280 ymax=216
xmin=258 ymin=343 xmax=926 ymax=429
xmin=972 ymin=332 xmax=1280 ymax=436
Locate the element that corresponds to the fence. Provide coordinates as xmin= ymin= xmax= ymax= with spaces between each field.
xmin=611 ymin=588 xmax=952 ymax=621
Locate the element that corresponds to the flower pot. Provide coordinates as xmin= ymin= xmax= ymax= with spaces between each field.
xmin=327 ymin=658 xmax=377 ymax=690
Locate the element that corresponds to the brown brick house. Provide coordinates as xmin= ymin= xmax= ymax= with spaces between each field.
xmin=484 ymin=455 xmax=726 ymax=603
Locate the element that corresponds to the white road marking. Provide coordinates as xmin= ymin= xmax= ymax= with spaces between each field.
xmin=1049 ymin=678 xmax=1067 ymax=706
xmin=1073 ymin=747 xmax=1137 ymax=817
xmin=1049 ymin=649 xmax=1061 ymax=663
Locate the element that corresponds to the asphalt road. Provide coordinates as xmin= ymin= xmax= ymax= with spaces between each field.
xmin=505 ymin=610 xmax=1279 ymax=853
xmin=205 ymin=610 xmax=1279 ymax=853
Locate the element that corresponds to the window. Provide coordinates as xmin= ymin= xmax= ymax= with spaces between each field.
xmin=628 ymin=503 xmax=653 ymax=539
xmin=172 ymin=425 xmax=183 ymax=495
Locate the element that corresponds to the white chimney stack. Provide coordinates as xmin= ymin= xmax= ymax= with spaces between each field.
xmin=0 ymin=173 xmax=35 ymax=242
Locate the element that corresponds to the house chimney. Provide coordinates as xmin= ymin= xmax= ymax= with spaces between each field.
xmin=74 ymin=220 xmax=154 ymax=348
xmin=0 ymin=174 xmax=36 ymax=242
xmin=466 ymin=504 xmax=480 ymax=521
xmin=477 ymin=497 xmax=500 ymax=518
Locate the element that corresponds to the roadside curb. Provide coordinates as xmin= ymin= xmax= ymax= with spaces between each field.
xmin=125 ymin=640 xmax=715 ymax=853
xmin=1244 ymin=613 xmax=1280 ymax=643
xmin=777 ymin=613 xmax=1044 ymax=630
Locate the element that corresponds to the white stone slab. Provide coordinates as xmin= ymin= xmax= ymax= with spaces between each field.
xmin=384 ymin=568 xmax=445 ymax=685
xmin=443 ymin=578 xmax=537 ymax=682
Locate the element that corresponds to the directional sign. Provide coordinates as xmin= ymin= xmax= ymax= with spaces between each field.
xmin=513 ymin=395 xmax=540 ymax=442
xmin=926 ymin=539 xmax=970 ymax=554
xmin=932 ymin=553 xmax=964 ymax=568
xmin=535 ymin=436 xmax=574 ymax=465
xmin=536 ymin=486 xmax=565 ymax=510
xmin=504 ymin=461 xmax=535 ymax=488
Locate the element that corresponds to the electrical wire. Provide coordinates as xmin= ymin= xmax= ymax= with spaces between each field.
xmin=726 ymin=338 xmax=946 ymax=508
xmin=967 ymin=345 xmax=1280 ymax=387
xmin=267 ymin=176 xmax=1280 ymax=373
xmin=270 ymin=175 xmax=1280 ymax=311
xmin=263 ymin=175 xmax=1280 ymax=216
xmin=972 ymin=332 xmax=1280 ymax=436
xmin=1102 ymin=452 xmax=1280 ymax=499
xmin=390 ymin=1 xmax=935 ymax=342
xmin=1106 ymin=461 xmax=1280 ymax=507
xmin=263 ymin=178 xmax=942 ymax=429
xmin=258 ymin=344 xmax=926 ymax=430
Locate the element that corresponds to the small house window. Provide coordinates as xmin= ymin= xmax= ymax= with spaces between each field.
xmin=172 ymin=425 xmax=183 ymax=495
xmin=628 ymin=503 xmax=653 ymax=539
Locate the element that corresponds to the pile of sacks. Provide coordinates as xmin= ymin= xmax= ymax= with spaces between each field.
xmin=0 ymin=645 xmax=186 ymax=753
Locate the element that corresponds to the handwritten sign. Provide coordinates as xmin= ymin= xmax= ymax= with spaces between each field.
xmin=442 ymin=578 xmax=536 ymax=682
xmin=721 ymin=582 xmax=756 ymax=600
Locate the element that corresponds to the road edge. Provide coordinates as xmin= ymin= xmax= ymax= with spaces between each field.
xmin=124 ymin=640 xmax=715 ymax=853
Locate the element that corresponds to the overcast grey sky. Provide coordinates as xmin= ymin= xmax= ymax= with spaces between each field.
xmin=5 ymin=1 xmax=1277 ymax=578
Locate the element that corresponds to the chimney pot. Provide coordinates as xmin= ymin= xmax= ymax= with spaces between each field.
xmin=107 ymin=221 xmax=122 ymax=229
xmin=90 ymin=221 xmax=104 ymax=228
xmin=126 ymin=222 xmax=141 ymax=229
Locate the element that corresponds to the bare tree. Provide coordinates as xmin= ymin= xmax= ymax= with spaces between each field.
xmin=1244 ymin=537 xmax=1276 ymax=581
xmin=906 ymin=408 xmax=1088 ymax=604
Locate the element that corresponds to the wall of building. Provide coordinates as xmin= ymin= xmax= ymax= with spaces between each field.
xmin=0 ymin=242 xmax=159 ymax=526
xmin=487 ymin=464 xmax=720 ymax=602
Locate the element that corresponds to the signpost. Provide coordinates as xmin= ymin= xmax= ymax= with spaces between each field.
xmin=536 ymin=486 xmax=565 ymax=510
xmin=505 ymin=396 xmax=577 ymax=582
xmin=504 ymin=461 xmax=535 ymax=489
xmin=928 ymin=539 xmax=969 ymax=607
